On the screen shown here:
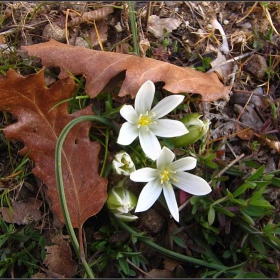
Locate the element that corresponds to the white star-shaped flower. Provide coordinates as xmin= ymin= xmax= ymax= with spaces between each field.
xmin=130 ymin=147 xmax=212 ymax=222
xmin=117 ymin=80 xmax=188 ymax=160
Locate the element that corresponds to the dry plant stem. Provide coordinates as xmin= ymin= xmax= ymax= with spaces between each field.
xmin=126 ymin=258 xmax=155 ymax=278
xmin=39 ymin=266 xmax=66 ymax=278
xmin=229 ymin=64 xmax=239 ymax=86
xmin=211 ymin=127 xmax=252 ymax=143
xmin=65 ymin=9 xmax=82 ymax=45
xmin=234 ymin=91 xmax=254 ymax=125
xmin=0 ymin=21 xmax=49 ymax=35
xmin=93 ymin=20 xmax=104 ymax=51
xmin=236 ymin=2 xmax=258 ymax=24
xmin=145 ymin=2 xmax=152 ymax=27
xmin=178 ymin=197 xmax=191 ymax=213
xmin=263 ymin=5 xmax=279 ymax=35
xmin=208 ymin=153 xmax=245 ymax=185
xmin=207 ymin=50 xmax=258 ymax=73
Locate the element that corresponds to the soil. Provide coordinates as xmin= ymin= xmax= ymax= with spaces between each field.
xmin=0 ymin=1 xmax=280 ymax=278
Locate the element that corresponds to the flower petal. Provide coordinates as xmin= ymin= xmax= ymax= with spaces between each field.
xmin=172 ymin=172 xmax=212 ymax=195
xmin=135 ymin=179 xmax=162 ymax=212
xmin=168 ymin=157 xmax=197 ymax=172
xmin=120 ymin=105 xmax=138 ymax=123
xmin=163 ymin=183 xmax=179 ymax=222
xmin=135 ymin=80 xmax=155 ymax=115
xmin=130 ymin=167 xmax=159 ymax=182
xmin=157 ymin=147 xmax=175 ymax=170
xmin=150 ymin=119 xmax=188 ymax=137
xmin=151 ymin=95 xmax=184 ymax=118
xmin=117 ymin=122 xmax=138 ymax=145
xmin=139 ymin=127 xmax=161 ymax=160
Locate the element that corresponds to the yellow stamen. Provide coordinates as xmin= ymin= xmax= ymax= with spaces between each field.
xmin=138 ymin=114 xmax=152 ymax=127
xmin=137 ymin=111 xmax=157 ymax=129
xmin=160 ymin=168 xmax=178 ymax=184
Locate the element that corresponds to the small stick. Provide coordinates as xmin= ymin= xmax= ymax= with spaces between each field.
xmin=208 ymin=153 xmax=245 ymax=185
xmin=126 ymin=258 xmax=155 ymax=278
xmin=145 ymin=2 xmax=151 ymax=28
xmin=236 ymin=2 xmax=258 ymax=24
xmin=207 ymin=49 xmax=258 ymax=73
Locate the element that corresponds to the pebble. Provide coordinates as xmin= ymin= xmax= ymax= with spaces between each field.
xmin=139 ymin=208 xmax=165 ymax=235
xmin=42 ymin=23 xmax=67 ymax=42
xmin=69 ymin=37 xmax=90 ymax=48
xmin=244 ymin=54 xmax=268 ymax=80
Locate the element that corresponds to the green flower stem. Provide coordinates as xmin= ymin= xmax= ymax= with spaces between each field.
xmin=100 ymin=127 xmax=110 ymax=177
xmin=55 ymin=115 xmax=117 ymax=278
xmin=128 ymin=1 xmax=140 ymax=56
xmin=110 ymin=211 xmax=245 ymax=274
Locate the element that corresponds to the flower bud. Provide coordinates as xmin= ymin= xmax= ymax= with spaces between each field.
xmin=112 ymin=151 xmax=136 ymax=176
xmin=171 ymin=113 xmax=210 ymax=147
xmin=106 ymin=187 xmax=138 ymax=222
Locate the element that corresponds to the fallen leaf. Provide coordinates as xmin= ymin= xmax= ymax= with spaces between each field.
xmin=88 ymin=19 xmax=109 ymax=47
xmin=0 ymin=197 xmax=42 ymax=225
xmin=147 ymin=268 xmax=174 ymax=278
xmin=147 ymin=15 xmax=181 ymax=38
xmin=22 ymin=39 xmax=230 ymax=102
xmin=163 ymin=257 xmax=182 ymax=272
xmin=235 ymin=123 xmax=254 ymax=140
xmin=0 ymin=69 xmax=108 ymax=229
xmin=31 ymin=272 xmax=47 ymax=278
xmin=67 ymin=6 xmax=114 ymax=27
xmin=210 ymin=49 xmax=234 ymax=83
xmin=44 ymin=234 xmax=78 ymax=278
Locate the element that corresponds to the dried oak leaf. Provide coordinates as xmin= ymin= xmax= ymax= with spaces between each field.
xmin=44 ymin=234 xmax=78 ymax=278
xmin=0 ymin=197 xmax=42 ymax=225
xmin=22 ymin=39 xmax=230 ymax=102
xmin=0 ymin=69 xmax=108 ymax=229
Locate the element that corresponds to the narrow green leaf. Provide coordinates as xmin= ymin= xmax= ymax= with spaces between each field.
xmin=241 ymin=210 xmax=255 ymax=225
xmin=262 ymin=223 xmax=277 ymax=233
xmin=271 ymin=177 xmax=280 ymax=187
xmin=249 ymin=235 xmax=267 ymax=255
xmin=118 ymin=257 xmax=130 ymax=275
xmin=232 ymin=183 xmax=253 ymax=198
xmin=249 ymin=199 xmax=273 ymax=208
xmin=243 ymin=272 xmax=267 ymax=278
xmin=214 ymin=206 xmax=235 ymax=217
xmin=173 ymin=235 xmax=186 ymax=248
xmin=208 ymin=207 xmax=215 ymax=226
xmin=247 ymin=165 xmax=265 ymax=181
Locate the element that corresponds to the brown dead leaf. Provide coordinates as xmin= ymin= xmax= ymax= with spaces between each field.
xmin=147 ymin=15 xmax=181 ymax=38
xmin=235 ymin=123 xmax=254 ymax=140
xmin=44 ymin=234 xmax=78 ymax=278
xmin=67 ymin=6 xmax=114 ymax=28
xmin=0 ymin=197 xmax=42 ymax=225
xmin=0 ymin=69 xmax=108 ymax=229
xmin=88 ymin=19 xmax=108 ymax=47
xmin=147 ymin=268 xmax=174 ymax=278
xmin=22 ymin=39 xmax=230 ymax=102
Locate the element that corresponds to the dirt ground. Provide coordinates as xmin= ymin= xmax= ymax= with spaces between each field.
xmin=0 ymin=1 xmax=280 ymax=278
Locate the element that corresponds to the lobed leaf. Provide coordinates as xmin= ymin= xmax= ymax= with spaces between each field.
xmin=0 ymin=69 xmax=108 ymax=228
xmin=22 ymin=39 xmax=231 ymax=102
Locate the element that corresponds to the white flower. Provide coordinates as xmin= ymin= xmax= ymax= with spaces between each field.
xmin=112 ymin=151 xmax=136 ymax=176
xmin=130 ymin=147 xmax=211 ymax=222
xmin=117 ymin=80 xmax=188 ymax=160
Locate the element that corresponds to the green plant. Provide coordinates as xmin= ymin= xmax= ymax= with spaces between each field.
xmin=89 ymin=224 xmax=147 ymax=277
xmin=0 ymin=220 xmax=46 ymax=278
